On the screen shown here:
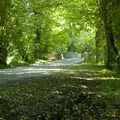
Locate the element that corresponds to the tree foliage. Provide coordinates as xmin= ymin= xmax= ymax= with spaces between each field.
xmin=0 ymin=0 xmax=119 ymax=68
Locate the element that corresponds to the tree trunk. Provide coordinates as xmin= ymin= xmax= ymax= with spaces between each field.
xmin=0 ymin=0 xmax=10 ymax=65
xmin=100 ymin=0 xmax=118 ymax=69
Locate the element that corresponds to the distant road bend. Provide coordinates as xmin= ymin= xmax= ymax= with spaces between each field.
xmin=0 ymin=57 xmax=84 ymax=84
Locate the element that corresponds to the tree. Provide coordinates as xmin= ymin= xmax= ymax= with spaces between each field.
xmin=0 ymin=0 xmax=100 ymax=66
xmin=0 ymin=0 xmax=11 ymax=65
xmin=99 ymin=0 xmax=119 ymax=68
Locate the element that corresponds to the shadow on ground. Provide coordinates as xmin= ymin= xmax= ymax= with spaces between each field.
xmin=0 ymin=65 xmax=120 ymax=120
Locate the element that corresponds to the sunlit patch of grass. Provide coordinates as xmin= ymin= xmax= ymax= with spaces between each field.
xmin=100 ymin=69 xmax=116 ymax=75
xmin=100 ymin=69 xmax=113 ymax=74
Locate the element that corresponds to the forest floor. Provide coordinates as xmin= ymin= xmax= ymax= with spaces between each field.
xmin=0 ymin=58 xmax=120 ymax=120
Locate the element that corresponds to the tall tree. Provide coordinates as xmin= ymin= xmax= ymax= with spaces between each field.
xmin=0 ymin=0 xmax=10 ymax=65
xmin=99 ymin=0 xmax=119 ymax=68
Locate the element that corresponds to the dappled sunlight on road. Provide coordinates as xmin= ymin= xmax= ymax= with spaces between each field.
xmin=0 ymin=57 xmax=84 ymax=84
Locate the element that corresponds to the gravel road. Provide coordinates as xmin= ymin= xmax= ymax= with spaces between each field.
xmin=0 ymin=57 xmax=84 ymax=84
